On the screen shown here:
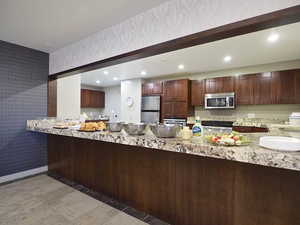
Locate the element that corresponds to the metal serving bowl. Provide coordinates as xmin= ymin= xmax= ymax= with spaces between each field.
xmin=107 ymin=122 xmax=124 ymax=132
xmin=149 ymin=124 xmax=180 ymax=138
xmin=123 ymin=123 xmax=146 ymax=135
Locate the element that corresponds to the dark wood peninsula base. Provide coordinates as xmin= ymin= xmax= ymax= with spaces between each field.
xmin=48 ymin=134 xmax=300 ymax=225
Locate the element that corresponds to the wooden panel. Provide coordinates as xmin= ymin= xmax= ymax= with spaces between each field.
xmin=161 ymin=101 xmax=174 ymax=118
xmin=163 ymin=79 xmax=189 ymax=102
xmin=48 ymin=135 xmax=300 ymax=225
xmin=163 ymin=80 xmax=177 ymax=101
xmin=47 ymin=79 xmax=57 ymax=117
xmin=142 ymin=81 xmax=163 ymax=96
xmin=221 ymin=76 xmax=235 ymax=93
xmin=152 ymin=81 xmax=163 ymax=95
xmin=81 ymin=89 xmax=105 ymax=108
xmin=235 ymin=74 xmax=255 ymax=105
xmin=175 ymin=155 xmax=234 ymax=225
xmin=253 ymin=72 xmax=274 ymax=105
xmin=233 ymin=164 xmax=300 ymax=225
xmin=191 ymin=80 xmax=205 ymax=106
xmin=272 ymin=70 xmax=296 ymax=104
xmin=205 ymin=78 xmax=217 ymax=93
xmin=205 ymin=77 xmax=234 ymax=94
xmin=116 ymin=145 xmax=176 ymax=223
xmin=48 ymin=135 xmax=74 ymax=180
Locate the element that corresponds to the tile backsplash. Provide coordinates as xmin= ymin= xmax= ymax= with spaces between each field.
xmin=195 ymin=104 xmax=300 ymax=121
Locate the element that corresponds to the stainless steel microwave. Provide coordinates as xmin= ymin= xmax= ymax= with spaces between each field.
xmin=204 ymin=92 xmax=235 ymax=109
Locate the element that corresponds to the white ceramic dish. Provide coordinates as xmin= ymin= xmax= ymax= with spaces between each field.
xmin=259 ymin=136 xmax=300 ymax=152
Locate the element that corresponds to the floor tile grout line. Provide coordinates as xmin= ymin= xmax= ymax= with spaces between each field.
xmin=47 ymin=172 xmax=170 ymax=225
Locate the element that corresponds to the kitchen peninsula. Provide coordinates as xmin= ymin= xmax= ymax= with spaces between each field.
xmin=27 ymin=119 xmax=300 ymax=225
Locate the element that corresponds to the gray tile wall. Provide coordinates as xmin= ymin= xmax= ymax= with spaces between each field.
xmin=0 ymin=40 xmax=49 ymax=177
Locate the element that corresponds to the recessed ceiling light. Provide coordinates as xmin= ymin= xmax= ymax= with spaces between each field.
xmin=113 ymin=77 xmax=118 ymax=81
xmin=235 ymin=73 xmax=240 ymax=76
xmin=141 ymin=71 xmax=147 ymax=76
xmin=178 ymin=64 xmax=185 ymax=70
xmin=268 ymin=33 xmax=279 ymax=43
xmin=103 ymin=70 xmax=109 ymax=75
xmin=96 ymin=80 xmax=101 ymax=84
xmin=223 ymin=56 xmax=232 ymax=63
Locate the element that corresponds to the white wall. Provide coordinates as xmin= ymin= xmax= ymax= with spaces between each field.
xmin=50 ymin=0 xmax=300 ymax=74
xmin=121 ymin=79 xmax=142 ymax=123
xmin=102 ymin=85 xmax=121 ymax=122
xmin=57 ymin=74 xmax=81 ymax=119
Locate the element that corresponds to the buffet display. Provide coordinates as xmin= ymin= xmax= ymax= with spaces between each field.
xmin=79 ymin=122 xmax=107 ymax=132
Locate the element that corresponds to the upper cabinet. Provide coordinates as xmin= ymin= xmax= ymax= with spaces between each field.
xmin=191 ymin=80 xmax=205 ymax=106
xmin=162 ymin=79 xmax=193 ymax=118
xmin=191 ymin=69 xmax=300 ymax=106
xmin=272 ymin=69 xmax=300 ymax=104
xmin=235 ymin=74 xmax=256 ymax=105
xmin=142 ymin=81 xmax=163 ymax=96
xmin=205 ymin=77 xmax=235 ymax=94
xmin=81 ymin=89 xmax=105 ymax=108
xmin=163 ymin=79 xmax=189 ymax=102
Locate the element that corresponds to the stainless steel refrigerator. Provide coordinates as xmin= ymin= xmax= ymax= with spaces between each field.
xmin=141 ymin=96 xmax=160 ymax=123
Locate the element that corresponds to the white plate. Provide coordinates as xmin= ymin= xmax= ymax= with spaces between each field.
xmin=259 ymin=136 xmax=300 ymax=152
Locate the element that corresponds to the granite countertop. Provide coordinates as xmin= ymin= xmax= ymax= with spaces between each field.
xmin=26 ymin=119 xmax=300 ymax=172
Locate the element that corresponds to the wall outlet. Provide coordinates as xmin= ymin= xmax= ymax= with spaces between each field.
xmin=247 ymin=113 xmax=256 ymax=119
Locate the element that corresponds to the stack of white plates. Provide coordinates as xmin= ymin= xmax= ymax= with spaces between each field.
xmin=289 ymin=112 xmax=300 ymax=126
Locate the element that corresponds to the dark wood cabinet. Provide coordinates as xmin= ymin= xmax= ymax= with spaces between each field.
xmin=253 ymin=72 xmax=274 ymax=105
xmin=235 ymin=74 xmax=255 ymax=105
xmin=81 ymin=89 xmax=105 ymax=108
xmin=271 ymin=69 xmax=300 ymax=104
xmin=163 ymin=79 xmax=189 ymax=102
xmin=205 ymin=77 xmax=234 ymax=94
xmin=161 ymin=101 xmax=191 ymax=118
xmin=191 ymin=80 xmax=205 ymax=106
xmin=142 ymin=81 xmax=163 ymax=96
xmin=162 ymin=79 xmax=193 ymax=119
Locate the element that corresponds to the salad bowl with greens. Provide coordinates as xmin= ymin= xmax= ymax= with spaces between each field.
xmin=205 ymin=132 xmax=251 ymax=146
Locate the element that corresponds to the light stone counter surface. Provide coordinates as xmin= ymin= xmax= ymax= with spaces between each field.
xmin=27 ymin=119 xmax=300 ymax=172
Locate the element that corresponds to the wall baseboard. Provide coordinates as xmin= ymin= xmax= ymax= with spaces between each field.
xmin=0 ymin=166 xmax=48 ymax=184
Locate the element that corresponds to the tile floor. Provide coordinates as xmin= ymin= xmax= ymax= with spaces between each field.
xmin=0 ymin=175 xmax=167 ymax=225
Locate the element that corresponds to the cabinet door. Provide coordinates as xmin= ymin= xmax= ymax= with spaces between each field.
xmin=220 ymin=77 xmax=235 ymax=93
xmin=162 ymin=101 xmax=174 ymax=118
xmin=174 ymin=79 xmax=188 ymax=101
xmin=81 ymin=89 xmax=90 ymax=108
xmin=152 ymin=81 xmax=163 ymax=95
xmin=191 ymin=80 xmax=205 ymax=106
xmin=272 ymin=70 xmax=296 ymax=104
xmin=164 ymin=79 xmax=188 ymax=102
xmin=172 ymin=102 xmax=189 ymax=118
xmin=163 ymin=80 xmax=176 ymax=101
xmin=205 ymin=78 xmax=217 ymax=93
xmin=253 ymin=73 xmax=274 ymax=105
xmin=142 ymin=83 xmax=151 ymax=96
xmin=235 ymin=75 xmax=255 ymax=105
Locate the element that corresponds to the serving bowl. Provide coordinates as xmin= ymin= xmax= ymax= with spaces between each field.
xmin=107 ymin=122 xmax=124 ymax=132
xmin=149 ymin=124 xmax=180 ymax=138
xmin=123 ymin=123 xmax=146 ymax=135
